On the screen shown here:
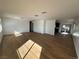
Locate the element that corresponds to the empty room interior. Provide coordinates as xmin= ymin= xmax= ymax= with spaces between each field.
xmin=0 ymin=0 xmax=79 ymax=59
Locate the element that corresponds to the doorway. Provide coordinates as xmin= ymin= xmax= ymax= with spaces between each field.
xmin=30 ymin=21 xmax=33 ymax=32
xmin=60 ymin=24 xmax=71 ymax=35
xmin=55 ymin=21 xmax=60 ymax=35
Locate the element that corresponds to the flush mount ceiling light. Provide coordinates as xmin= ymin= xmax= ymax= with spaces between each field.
xmin=41 ymin=11 xmax=47 ymax=14
xmin=34 ymin=15 xmax=39 ymax=17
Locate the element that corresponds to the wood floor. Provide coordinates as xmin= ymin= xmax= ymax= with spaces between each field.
xmin=0 ymin=32 xmax=77 ymax=59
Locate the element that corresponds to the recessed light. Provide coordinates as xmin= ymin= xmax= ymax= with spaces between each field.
xmin=41 ymin=11 xmax=47 ymax=14
xmin=34 ymin=15 xmax=39 ymax=17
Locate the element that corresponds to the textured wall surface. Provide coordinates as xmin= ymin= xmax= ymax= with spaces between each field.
xmin=2 ymin=17 xmax=29 ymax=35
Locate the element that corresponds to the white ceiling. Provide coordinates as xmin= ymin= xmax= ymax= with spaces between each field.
xmin=0 ymin=0 xmax=79 ymax=19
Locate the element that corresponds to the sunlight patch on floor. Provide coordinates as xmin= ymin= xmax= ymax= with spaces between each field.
xmin=17 ymin=40 xmax=42 ymax=59
xmin=14 ymin=31 xmax=23 ymax=37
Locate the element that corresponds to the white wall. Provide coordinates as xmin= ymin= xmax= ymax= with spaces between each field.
xmin=0 ymin=19 xmax=2 ymax=43
xmin=73 ymin=37 xmax=79 ymax=59
xmin=2 ymin=17 xmax=29 ymax=35
xmin=73 ymin=22 xmax=79 ymax=59
xmin=45 ymin=20 xmax=56 ymax=35
xmin=33 ymin=20 xmax=44 ymax=34
xmin=32 ymin=19 xmax=56 ymax=35
xmin=1 ymin=17 xmax=56 ymax=35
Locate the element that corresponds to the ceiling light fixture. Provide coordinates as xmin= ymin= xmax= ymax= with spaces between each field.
xmin=41 ymin=11 xmax=47 ymax=14
xmin=34 ymin=15 xmax=39 ymax=17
